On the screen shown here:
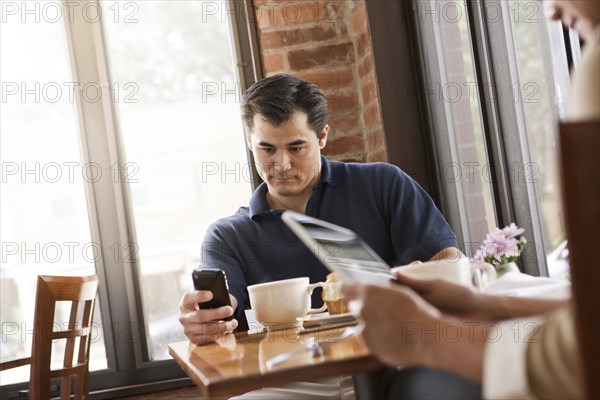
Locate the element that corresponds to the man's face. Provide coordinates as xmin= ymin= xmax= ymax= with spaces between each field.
xmin=549 ymin=0 xmax=600 ymax=41
xmin=248 ymin=111 xmax=328 ymax=198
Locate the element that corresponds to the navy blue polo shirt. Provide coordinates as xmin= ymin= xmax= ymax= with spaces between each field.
xmin=200 ymin=156 xmax=457 ymax=322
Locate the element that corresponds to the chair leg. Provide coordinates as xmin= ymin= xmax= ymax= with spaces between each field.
xmin=60 ymin=375 xmax=72 ymax=400
xmin=75 ymin=371 xmax=89 ymax=400
xmin=30 ymin=365 xmax=51 ymax=400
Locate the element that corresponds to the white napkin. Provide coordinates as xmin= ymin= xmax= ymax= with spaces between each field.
xmin=485 ymin=271 xmax=571 ymax=300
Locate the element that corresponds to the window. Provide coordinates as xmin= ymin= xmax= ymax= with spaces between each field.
xmin=472 ymin=0 xmax=572 ymax=276
xmin=101 ymin=1 xmax=252 ymax=360
xmin=505 ymin=0 xmax=571 ymax=279
xmin=0 ymin=9 xmax=107 ymax=385
xmin=412 ymin=0 xmax=573 ymax=276
xmin=1 ymin=0 xmax=254 ymax=393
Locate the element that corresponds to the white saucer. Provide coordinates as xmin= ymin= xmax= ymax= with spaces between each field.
xmin=297 ymin=312 xmax=356 ymax=328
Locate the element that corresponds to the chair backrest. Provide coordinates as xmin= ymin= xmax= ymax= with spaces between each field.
xmin=558 ymin=121 xmax=600 ymax=399
xmin=30 ymin=275 xmax=99 ymax=400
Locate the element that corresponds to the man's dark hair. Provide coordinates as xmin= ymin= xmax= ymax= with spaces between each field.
xmin=241 ymin=74 xmax=328 ymax=137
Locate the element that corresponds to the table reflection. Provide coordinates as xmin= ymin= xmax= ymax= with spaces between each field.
xmin=170 ymin=325 xmax=381 ymax=398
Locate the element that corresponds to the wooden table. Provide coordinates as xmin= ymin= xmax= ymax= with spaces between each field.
xmin=168 ymin=326 xmax=383 ymax=399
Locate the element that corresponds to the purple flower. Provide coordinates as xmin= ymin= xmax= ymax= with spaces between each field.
xmin=502 ymin=223 xmax=525 ymax=239
xmin=483 ymin=232 xmax=519 ymax=258
xmin=473 ymin=223 xmax=526 ymax=268
xmin=471 ymin=223 xmax=527 ymax=268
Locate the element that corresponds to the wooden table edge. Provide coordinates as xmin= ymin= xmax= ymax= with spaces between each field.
xmin=168 ymin=342 xmax=384 ymax=398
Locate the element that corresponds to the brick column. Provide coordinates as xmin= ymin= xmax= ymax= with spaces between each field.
xmin=252 ymin=0 xmax=387 ymax=163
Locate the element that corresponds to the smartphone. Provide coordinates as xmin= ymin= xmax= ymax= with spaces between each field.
xmin=191 ymin=269 xmax=233 ymax=321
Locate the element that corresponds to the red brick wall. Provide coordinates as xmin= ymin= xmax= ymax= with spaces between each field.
xmin=252 ymin=0 xmax=387 ymax=163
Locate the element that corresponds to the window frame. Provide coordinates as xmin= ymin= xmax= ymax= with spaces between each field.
xmin=406 ymin=0 xmax=578 ymax=276
xmin=228 ymin=0 xmax=264 ymax=191
xmin=467 ymin=0 xmax=574 ymax=275
xmin=467 ymin=0 xmax=547 ymax=274
xmin=1 ymin=0 xmax=258 ymax=397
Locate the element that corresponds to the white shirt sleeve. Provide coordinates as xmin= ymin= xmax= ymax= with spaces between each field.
xmin=483 ymin=316 xmax=545 ymax=400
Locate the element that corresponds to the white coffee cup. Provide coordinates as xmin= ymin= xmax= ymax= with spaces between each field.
xmin=248 ymin=277 xmax=326 ymax=326
xmin=395 ymin=258 xmax=497 ymax=291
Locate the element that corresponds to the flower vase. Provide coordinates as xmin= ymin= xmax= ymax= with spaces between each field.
xmin=496 ymin=261 xmax=520 ymax=276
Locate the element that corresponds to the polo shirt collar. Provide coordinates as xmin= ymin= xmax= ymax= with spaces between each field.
xmin=248 ymin=156 xmax=340 ymax=219
xmin=249 ymin=183 xmax=271 ymax=218
xmin=319 ymin=155 xmax=341 ymax=187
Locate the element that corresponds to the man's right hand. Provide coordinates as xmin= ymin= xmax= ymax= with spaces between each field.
xmin=178 ymin=290 xmax=238 ymax=345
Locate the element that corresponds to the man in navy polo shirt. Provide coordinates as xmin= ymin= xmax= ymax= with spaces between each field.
xmin=179 ymin=74 xmax=461 ymax=344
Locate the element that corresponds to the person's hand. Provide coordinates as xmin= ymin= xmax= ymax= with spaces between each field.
xmin=391 ymin=269 xmax=489 ymax=319
xmin=342 ymin=282 xmax=442 ymax=367
xmin=178 ymin=290 xmax=238 ymax=345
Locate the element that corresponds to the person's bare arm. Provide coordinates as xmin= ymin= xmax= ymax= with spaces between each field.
xmin=393 ymin=271 xmax=568 ymax=320
xmin=479 ymin=293 xmax=567 ymax=320
xmin=178 ymin=291 xmax=238 ymax=345
xmin=428 ymin=319 xmax=487 ymax=383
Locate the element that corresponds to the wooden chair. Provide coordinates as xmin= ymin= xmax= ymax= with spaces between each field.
xmin=0 ymin=275 xmax=99 ymax=400
xmin=558 ymin=120 xmax=600 ymax=399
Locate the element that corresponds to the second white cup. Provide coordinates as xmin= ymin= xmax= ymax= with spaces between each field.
xmin=395 ymin=258 xmax=497 ymax=291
